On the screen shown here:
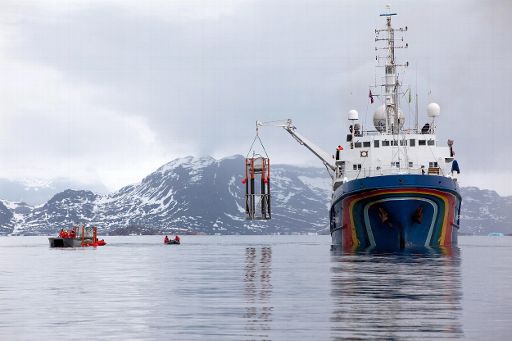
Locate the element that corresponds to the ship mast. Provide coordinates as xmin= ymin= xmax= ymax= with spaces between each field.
xmin=375 ymin=6 xmax=408 ymax=165
xmin=375 ymin=6 xmax=408 ymax=134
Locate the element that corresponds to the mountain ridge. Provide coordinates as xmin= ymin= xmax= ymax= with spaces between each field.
xmin=0 ymin=155 xmax=510 ymax=236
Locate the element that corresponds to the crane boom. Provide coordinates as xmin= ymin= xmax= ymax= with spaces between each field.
xmin=256 ymin=119 xmax=336 ymax=179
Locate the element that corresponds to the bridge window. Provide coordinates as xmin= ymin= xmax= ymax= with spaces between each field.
xmin=409 ymin=139 xmax=416 ymax=147
xmin=391 ymin=162 xmax=400 ymax=168
xmin=382 ymin=140 xmax=390 ymax=146
xmin=352 ymin=164 xmax=362 ymax=170
xmin=429 ymin=162 xmax=439 ymax=168
xmin=374 ymin=140 xmax=380 ymax=148
xmin=400 ymin=140 xmax=407 ymax=146
xmin=427 ymin=140 xmax=435 ymax=146
xmin=354 ymin=142 xmax=362 ymax=148
xmin=393 ymin=140 xmax=398 ymax=146
xmin=409 ymin=162 xmax=413 ymax=167
xmin=419 ymin=140 xmax=426 ymax=146
xmin=363 ymin=141 xmax=371 ymax=148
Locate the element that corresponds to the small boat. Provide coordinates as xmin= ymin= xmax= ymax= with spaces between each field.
xmin=164 ymin=235 xmax=181 ymax=245
xmin=49 ymin=225 xmax=107 ymax=248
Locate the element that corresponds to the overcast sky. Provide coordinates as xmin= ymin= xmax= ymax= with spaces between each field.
xmin=0 ymin=0 xmax=511 ymax=194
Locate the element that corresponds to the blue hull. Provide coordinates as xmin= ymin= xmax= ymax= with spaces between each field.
xmin=330 ymin=175 xmax=461 ymax=250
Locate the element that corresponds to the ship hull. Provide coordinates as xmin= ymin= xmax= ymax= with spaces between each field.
xmin=330 ymin=175 xmax=461 ymax=250
xmin=48 ymin=237 xmax=82 ymax=248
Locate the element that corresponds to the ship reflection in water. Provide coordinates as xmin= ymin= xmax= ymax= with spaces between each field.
xmin=244 ymin=246 xmax=273 ymax=338
xmin=330 ymin=247 xmax=463 ymax=340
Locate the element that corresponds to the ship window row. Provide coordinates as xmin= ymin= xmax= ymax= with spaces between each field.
xmin=354 ymin=141 xmax=371 ymax=148
xmin=391 ymin=161 xmax=414 ymax=168
xmin=356 ymin=161 xmax=429 ymax=170
xmin=418 ymin=139 xmax=435 ymax=146
xmin=352 ymin=139 xmax=435 ymax=148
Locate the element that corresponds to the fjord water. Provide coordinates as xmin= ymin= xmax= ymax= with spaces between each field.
xmin=0 ymin=236 xmax=511 ymax=340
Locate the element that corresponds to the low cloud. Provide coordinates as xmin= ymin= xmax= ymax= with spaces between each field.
xmin=0 ymin=0 xmax=510 ymax=193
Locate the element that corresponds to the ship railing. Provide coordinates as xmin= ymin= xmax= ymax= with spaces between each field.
xmin=341 ymin=165 xmax=447 ymax=180
xmin=356 ymin=128 xmax=423 ymax=137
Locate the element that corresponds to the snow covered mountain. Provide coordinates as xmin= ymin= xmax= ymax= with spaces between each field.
xmin=458 ymin=187 xmax=512 ymax=235
xmin=0 ymin=155 xmax=511 ymax=236
xmin=1 ymin=155 xmax=331 ymax=235
xmin=0 ymin=178 xmax=108 ymax=206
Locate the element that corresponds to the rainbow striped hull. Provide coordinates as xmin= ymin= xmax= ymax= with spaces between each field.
xmin=330 ymin=175 xmax=461 ymax=250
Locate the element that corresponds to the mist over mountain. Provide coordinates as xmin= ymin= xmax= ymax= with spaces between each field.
xmin=0 ymin=155 xmax=510 ymax=236
xmin=0 ymin=178 xmax=108 ymax=206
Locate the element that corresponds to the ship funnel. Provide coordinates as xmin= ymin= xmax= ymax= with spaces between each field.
xmin=427 ymin=103 xmax=441 ymax=117
xmin=348 ymin=109 xmax=359 ymax=121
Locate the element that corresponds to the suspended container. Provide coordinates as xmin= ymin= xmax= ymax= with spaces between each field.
xmin=244 ymin=156 xmax=271 ymax=220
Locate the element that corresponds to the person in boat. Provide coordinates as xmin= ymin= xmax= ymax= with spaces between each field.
xmin=164 ymin=235 xmax=170 ymax=244
xmin=174 ymin=235 xmax=180 ymax=243
xmin=59 ymin=229 xmax=65 ymax=238
xmin=69 ymin=229 xmax=76 ymax=238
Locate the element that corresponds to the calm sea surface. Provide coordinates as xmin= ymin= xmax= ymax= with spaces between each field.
xmin=0 ymin=235 xmax=511 ymax=340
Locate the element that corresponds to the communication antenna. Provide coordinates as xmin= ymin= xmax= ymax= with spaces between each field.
xmin=373 ymin=5 xmax=410 ymax=170
xmin=374 ymin=5 xmax=408 ymax=134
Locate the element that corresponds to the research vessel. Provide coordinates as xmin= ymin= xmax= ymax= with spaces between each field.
xmin=250 ymin=9 xmax=461 ymax=250
xmin=329 ymin=10 xmax=462 ymax=250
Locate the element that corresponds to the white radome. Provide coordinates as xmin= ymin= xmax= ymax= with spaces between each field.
xmin=427 ymin=102 xmax=441 ymax=117
xmin=373 ymin=104 xmax=404 ymax=131
xmin=348 ymin=109 xmax=359 ymax=121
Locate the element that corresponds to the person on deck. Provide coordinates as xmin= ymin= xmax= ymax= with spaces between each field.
xmin=164 ymin=235 xmax=169 ymax=244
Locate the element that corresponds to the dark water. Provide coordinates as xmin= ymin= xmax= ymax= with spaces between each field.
xmin=0 ymin=235 xmax=511 ymax=340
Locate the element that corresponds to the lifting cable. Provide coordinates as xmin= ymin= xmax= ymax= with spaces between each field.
xmin=246 ymin=126 xmax=269 ymax=159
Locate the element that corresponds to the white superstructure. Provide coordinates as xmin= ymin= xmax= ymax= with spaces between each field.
xmin=332 ymin=8 xmax=456 ymax=190
xmin=255 ymin=7 xmax=458 ymax=193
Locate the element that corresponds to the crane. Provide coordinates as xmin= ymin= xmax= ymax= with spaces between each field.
xmin=255 ymin=119 xmax=336 ymax=179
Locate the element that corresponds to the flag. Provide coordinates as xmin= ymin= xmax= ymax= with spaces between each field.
xmin=369 ymin=89 xmax=374 ymax=104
